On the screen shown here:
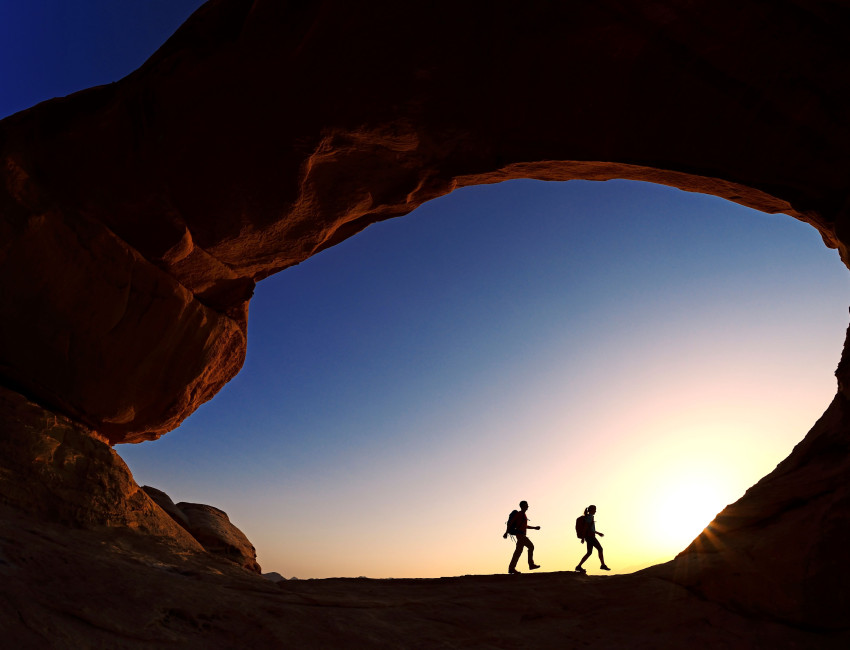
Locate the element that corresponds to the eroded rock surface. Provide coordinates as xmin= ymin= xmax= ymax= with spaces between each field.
xmin=142 ymin=485 xmax=191 ymax=529
xmin=0 ymin=385 xmax=200 ymax=548
xmin=1 ymin=0 xmax=850 ymax=644
xmin=142 ymin=486 xmax=261 ymax=574
xmin=176 ymin=503 xmax=261 ymax=574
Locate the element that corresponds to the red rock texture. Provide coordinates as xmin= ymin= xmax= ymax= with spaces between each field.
xmin=2 ymin=0 xmax=850 ymax=644
xmin=142 ymin=485 xmax=191 ymax=529
xmin=0 ymin=385 xmax=203 ymax=551
xmin=176 ymin=503 xmax=260 ymax=574
xmin=143 ymin=486 xmax=261 ymax=574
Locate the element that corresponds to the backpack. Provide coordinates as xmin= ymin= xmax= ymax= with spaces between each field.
xmin=575 ymin=514 xmax=588 ymax=539
xmin=506 ymin=510 xmax=520 ymax=535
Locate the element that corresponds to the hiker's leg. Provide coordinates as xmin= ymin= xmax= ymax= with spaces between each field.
xmin=595 ymin=539 xmax=606 ymax=566
xmin=509 ymin=536 xmax=525 ymax=571
xmin=577 ymin=541 xmax=593 ymax=568
xmin=525 ymin=538 xmax=536 ymax=568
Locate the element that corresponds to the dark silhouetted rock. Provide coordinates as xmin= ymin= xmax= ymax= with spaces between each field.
xmin=142 ymin=485 xmax=191 ymax=529
xmin=1 ymin=0 xmax=850 ymax=644
xmin=176 ymin=502 xmax=261 ymax=574
xmin=142 ymin=485 xmax=261 ymax=573
xmin=3 ymin=0 xmax=850 ymax=444
xmin=262 ymin=571 xmax=286 ymax=583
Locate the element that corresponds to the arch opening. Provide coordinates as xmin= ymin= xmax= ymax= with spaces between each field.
xmin=119 ymin=178 xmax=849 ymax=580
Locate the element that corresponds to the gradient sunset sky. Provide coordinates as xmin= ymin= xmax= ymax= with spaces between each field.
xmin=4 ymin=1 xmax=849 ymax=579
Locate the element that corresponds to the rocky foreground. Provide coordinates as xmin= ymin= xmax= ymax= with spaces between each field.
xmin=0 ymin=382 xmax=848 ymax=648
xmin=1 ymin=503 xmax=844 ymax=649
xmin=4 ymin=1 xmax=850 ymax=646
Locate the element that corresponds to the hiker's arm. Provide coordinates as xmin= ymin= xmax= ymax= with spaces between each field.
xmin=597 ymin=531 xmax=604 ymax=536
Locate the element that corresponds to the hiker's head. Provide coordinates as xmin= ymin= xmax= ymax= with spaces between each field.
xmin=585 ymin=505 xmax=597 ymax=515
xmin=519 ymin=500 xmax=529 ymax=511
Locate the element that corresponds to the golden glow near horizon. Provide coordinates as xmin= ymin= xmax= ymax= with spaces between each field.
xmin=240 ymin=370 xmax=827 ymax=579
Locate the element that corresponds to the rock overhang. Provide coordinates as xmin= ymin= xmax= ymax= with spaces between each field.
xmin=1 ymin=0 xmax=850 ymax=632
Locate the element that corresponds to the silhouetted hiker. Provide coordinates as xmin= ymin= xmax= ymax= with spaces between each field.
xmin=576 ymin=504 xmax=610 ymax=573
xmin=503 ymin=500 xmax=541 ymax=574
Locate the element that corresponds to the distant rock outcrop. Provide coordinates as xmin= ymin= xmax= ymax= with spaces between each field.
xmin=262 ymin=571 xmax=286 ymax=583
xmin=142 ymin=486 xmax=261 ymax=574
xmin=1 ymin=0 xmax=850 ymax=643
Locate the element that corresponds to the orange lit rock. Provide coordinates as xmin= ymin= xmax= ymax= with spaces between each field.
xmin=0 ymin=385 xmax=201 ymax=550
xmin=1 ymin=0 xmax=850 ymax=644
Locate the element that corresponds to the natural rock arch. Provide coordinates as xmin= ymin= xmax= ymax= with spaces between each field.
xmin=1 ymin=0 xmax=850 ymax=637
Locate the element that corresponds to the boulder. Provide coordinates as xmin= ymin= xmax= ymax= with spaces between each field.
xmin=141 ymin=485 xmax=191 ymax=530
xmin=141 ymin=485 xmax=261 ymax=574
xmin=0 ymin=385 xmax=201 ymax=552
xmin=176 ymin=502 xmax=261 ymax=574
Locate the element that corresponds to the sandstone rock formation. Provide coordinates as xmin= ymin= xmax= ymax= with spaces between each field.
xmin=1 ymin=0 xmax=850 ymax=645
xmin=4 ymin=0 xmax=850 ymax=445
xmin=176 ymin=503 xmax=260 ymax=574
xmin=142 ymin=485 xmax=191 ymax=529
xmin=142 ymin=486 xmax=261 ymax=574
xmin=0 ymin=385 xmax=201 ymax=549
xmin=262 ymin=571 xmax=286 ymax=583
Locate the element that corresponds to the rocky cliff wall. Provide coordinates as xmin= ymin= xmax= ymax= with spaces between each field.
xmin=1 ymin=0 xmax=849 ymax=634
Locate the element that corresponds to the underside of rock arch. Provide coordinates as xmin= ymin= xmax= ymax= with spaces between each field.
xmin=2 ymin=0 xmax=850 ymax=645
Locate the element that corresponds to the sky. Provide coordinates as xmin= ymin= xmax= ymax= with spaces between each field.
xmin=3 ymin=1 xmax=849 ymax=579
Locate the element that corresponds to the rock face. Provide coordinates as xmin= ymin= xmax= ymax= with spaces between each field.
xmin=0 ymin=385 xmax=200 ymax=547
xmin=142 ymin=485 xmax=191 ymax=529
xmin=1 ymin=0 xmax=850 ymax=643
xmin=176 ymin=503 xmax=261 ymax=574
xmin=143 ymin=486 xmax=261 ymax=574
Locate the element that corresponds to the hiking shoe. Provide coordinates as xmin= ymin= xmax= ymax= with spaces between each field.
xmin=529 ymin=564 xmax=540 ymax=570
xmin=600 ymin=565 xmax=611 ymax=571
xmin=575 ymin=566 xmax=586 ymax=574
xmin=509 ymin=568 xmax=522 ymax=574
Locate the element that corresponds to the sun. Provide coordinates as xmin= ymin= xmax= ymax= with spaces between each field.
xmin=656 ymin=476 xmax=726 ymax=538
xmin=645 ymin=466 xmax=731 ymax=549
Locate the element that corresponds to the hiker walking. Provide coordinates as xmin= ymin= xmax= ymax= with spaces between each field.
xmin=503 ymin=500 xmax=541 ymax=574
xmin=576 ymin=504 xmax=610 ymax=573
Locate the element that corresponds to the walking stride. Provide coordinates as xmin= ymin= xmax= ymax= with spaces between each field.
xmin=503 ymin=500 xmax=541 ymax=574
xmin=575 ymin=504 xmax=610 ymax=573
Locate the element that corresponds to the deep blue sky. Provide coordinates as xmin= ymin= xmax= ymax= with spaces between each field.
xmin=3 ymin=1 xmax=849 ymax=578
xmin=1 ymin=1 xmax=204 ymax=118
